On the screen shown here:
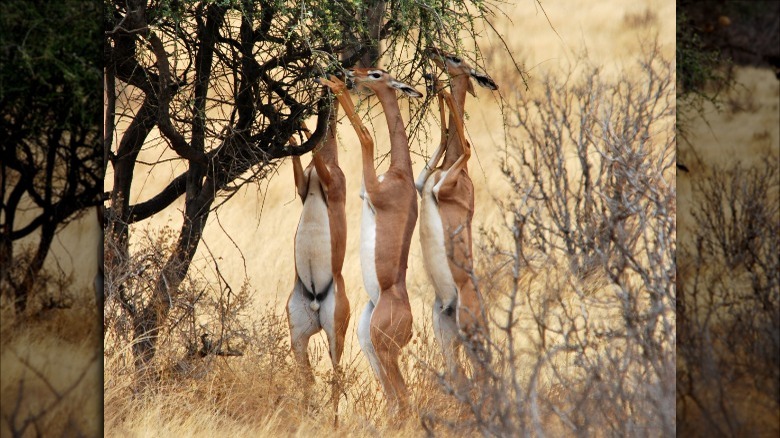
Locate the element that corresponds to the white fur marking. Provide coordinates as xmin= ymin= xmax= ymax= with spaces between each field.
xmin=358 ymin=301 xmax=382 ymax=378
xmin=295 ymin=170 xmax=333 ymax=295
xmin=317 ymin=284 xmax=339 ymax=364
xmin=419 ymin=174 xmax=458 ymax=307
xmin=360 ymin=195 xmax=381 ymax=305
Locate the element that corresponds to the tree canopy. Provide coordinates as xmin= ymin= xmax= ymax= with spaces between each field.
xmin=103 ymin=0 xmax=513 ymax=369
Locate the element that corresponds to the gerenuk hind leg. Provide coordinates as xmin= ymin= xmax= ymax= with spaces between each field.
xmin=287 ymin=277 xmax=321 ymax=385
xmin=318 ymin=276 xmax=350 ymax=426
xmin=370 ymin=289 xmax=413 ymax=415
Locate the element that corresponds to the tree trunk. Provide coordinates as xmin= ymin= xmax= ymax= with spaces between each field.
xmin=131 ymin=187 xmax=215 ymax=370
xmin=125 ymin=4 xmax=225 ymax=373
xmin=16 ymin=220 xmax=55 ymax=313
xmin=106 ymin=96 xmax=157 ymax=370
xmin=361 ymin=1 xmax=386 ymax=68
xmin=1 ymin=172 xmax=25 ymax=299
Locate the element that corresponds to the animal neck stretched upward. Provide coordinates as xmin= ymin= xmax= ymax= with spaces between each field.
xmin=318 ymin=71 xmax=421 ymax=415
xmin=442 ymin=72 xmax=471 ymax=169
xmin=372 ymin=85 xmax=414 ymax=175
xmin=316 ymin=104 xmax=340 ymax=166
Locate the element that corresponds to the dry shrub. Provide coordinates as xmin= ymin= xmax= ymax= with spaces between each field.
xmin=103 ymin=226 xmax=447 ymax=434
xmin=678 ymin=159 xmax=780 ymax=436
xmin=104 ymin=294 xmax=460 ymax=436
xmin=419 ymin=43 xmax=676 ymax=436
xmin=104 ymin=240 xmax=489 ymax=435
xmin=105 ymin=296 xmax=300 ymax=434
xmin=104 ymin=225 xmax=252 ymax=380
xmin=103 ymin=41 xmax=678 ymax=438
xmin=1 ymin=244 xmax=76 ymax=319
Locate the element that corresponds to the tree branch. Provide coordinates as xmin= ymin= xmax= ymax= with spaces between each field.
xmin=127 ymin=172 xmax=189 ymax=223
xmin=147 ymin=31 xmax=207 ymax=164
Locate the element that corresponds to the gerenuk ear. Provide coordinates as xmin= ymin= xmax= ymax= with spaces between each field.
xmin=389 ymin=79 xmax=424 ymax=98
xmin=470 ymin=69 xmax=498 ymax=91
xmin=466 ymin=77 xmax=476 ymax=97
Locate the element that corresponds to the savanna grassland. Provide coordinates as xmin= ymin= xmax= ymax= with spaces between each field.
xmin=100 ymin=1 xmax=677 ymax=436
xmin=3 ymin=1 xmax=680 ymax=437
xmin=1 ymin=209 xmax=102 ymax=436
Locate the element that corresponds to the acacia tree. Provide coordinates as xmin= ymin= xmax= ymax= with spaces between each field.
xmin=0 ymin=0 xmax=102 ymax=313
xmin=104 ymin=0 xmax=515 ymax=371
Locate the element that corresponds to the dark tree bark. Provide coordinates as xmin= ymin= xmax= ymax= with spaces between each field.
xmin=361 ymin=1 xmax=386 ymax=68
xmin=103 ymin=0 xmax=507 ymax=373
xmin=105 ymin=0 xmax=331 ymax=371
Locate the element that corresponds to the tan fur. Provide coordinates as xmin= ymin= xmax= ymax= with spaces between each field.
xmin=319 ymin=71 xmax=420 ymax=414
xmin=417 ymin=50 xmax=496 ymax=386
xmin=287 ymin=105 xmax=350 ymax=425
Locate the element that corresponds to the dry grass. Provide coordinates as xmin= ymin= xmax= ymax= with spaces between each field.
xmin=104 ymin=246 xmax=673 ymax=436
xmin=104 ymin=301 xmax=455 ymax=437
xmin=5 ymin=0 xmax=777 ymax=434
xmin=677 ymin=67 xmax=780 ymax=436
xmin=0 ymin=0 xmax=681 ymax=436
xmin=0 ymin=293 xmax=101 ymax=437
xmin=104 ymin=32 xmax=676 ymax=438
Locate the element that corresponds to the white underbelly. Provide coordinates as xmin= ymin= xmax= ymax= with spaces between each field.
xmin=419 ymin=178 xmax=457 ymax=306
xmin=295 ymin=189 xmax=332 ymax=293
xmin=360 ymin=197 xmax=381 ymax=305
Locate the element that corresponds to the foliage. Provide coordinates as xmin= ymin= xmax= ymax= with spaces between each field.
xmin=104 ymin=0 xmax=518 ymax=372
xmin=104 ymin=40 xmax=678 ymax=437
xmin=425 ymin=45 xmax=676 ymax=435
xmin=676 ymin=10 xmax=726 ymax=102
xmin=677 ymin=1 xmax=779 ymax=145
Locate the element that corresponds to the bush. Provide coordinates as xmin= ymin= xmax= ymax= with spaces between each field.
xmin=422 ymin=44 xmax=676 ymax=436
xmin=104 ymin=226 xmax=252 ymax=381
xmin=677 ymin=159 xmax=780 ymax=436
xmin=104 ymin=37 xmax=681 ymax=438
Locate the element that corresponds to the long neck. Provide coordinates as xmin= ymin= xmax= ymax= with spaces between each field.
xmin=443 ymin=72 xmax=470 ymax=168
xmin=374 ymin=88 xmax=412 ymax=174
xmin=317 ymin=101 xmax=339 ymax=165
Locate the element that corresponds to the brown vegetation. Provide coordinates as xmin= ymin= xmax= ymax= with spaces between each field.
xmin=104 ymin=36 xmax=676 ymax=436
xmin=1 ymin=277 xmax=101 ymax=437
xmin=676 ymin=65 xmax=780 ymax=435
xmin=677 ymin=160 xmax=779 ymax=436
xmin=0 ymin=0 xmax=690 ymax=436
